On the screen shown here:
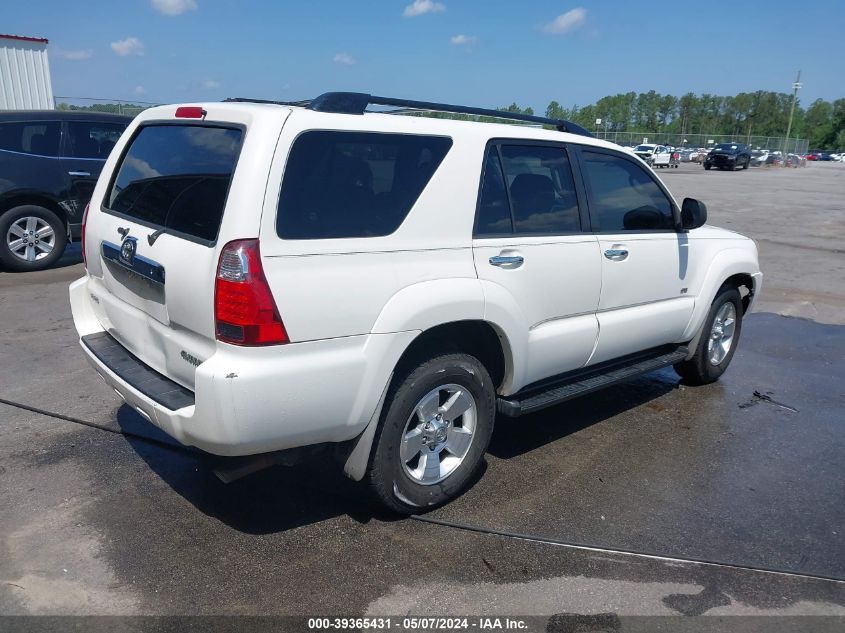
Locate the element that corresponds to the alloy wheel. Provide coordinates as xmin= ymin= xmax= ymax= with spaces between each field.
xmin=400 ymin=383 xmax=477 ymax=485
xmin=6 ymin=216 xmax=56 ymax=263
xmin=707 ymin=301 xmax=737 ymax=365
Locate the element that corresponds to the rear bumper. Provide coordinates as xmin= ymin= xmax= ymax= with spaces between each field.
xmin=69 ymin=276 xmax=415 ymax=456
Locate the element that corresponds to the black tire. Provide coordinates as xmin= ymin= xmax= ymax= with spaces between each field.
xmin=0 ymin=205 xmax=67 ymax=272
xmin=704 ymin=164 xmax=711 ymax=170
xmin=674 ymin=286 xmax=743 ymax=385
xmin=367 ymin=352 xmax=496 ymax=514
xmin=742 ymin=157 xmax=750 ymax=169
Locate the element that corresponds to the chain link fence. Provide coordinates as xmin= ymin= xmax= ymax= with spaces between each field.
xmin=53 ymin=96 xmax=160 ymax=117
xmin=49 ymin=98 xmax=812 ymax=158
xmin=593 ymin=130 xmax=809 ymax=156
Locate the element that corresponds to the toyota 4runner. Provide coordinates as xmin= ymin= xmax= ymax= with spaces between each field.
xmin=69 ymin=92 xmax=762 ymax=513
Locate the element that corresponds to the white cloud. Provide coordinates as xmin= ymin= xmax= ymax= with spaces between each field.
xmin=450 ymin=34 xmax=477 ymax=46
xmin=403 ymin=0 xmax=445 ymax=17
xmin=542 ymin=7 xmax=587 ymax=35
xmin=134 ymin=85 xmax=146 ymax=95
xmin=54 ymin=48 xmax=93 ymax=61
xmin=125 ymin=156 xmax=161 ymax=179
xmin=202 ymin=79 xmax=220 ymax=89
xmin=333 ymin=52 xmax=356 ymax=66
xmin=111 ymin=37 xmax=144 ymax=56
xmin=151 ymin=0 xmax=197 ymax=16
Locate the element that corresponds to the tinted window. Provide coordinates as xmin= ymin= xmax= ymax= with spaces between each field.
xmin=500 ymin=145 xmax=580 ymax=234
xmin=581 ymin=151 xmax=675 ymax=232
xmin=106 ymin=125 xmax=242 ymax=243
xmin=66 ymin=121 xmax=126 ymax=159
xmin=0 ymin=121 xmax=60 ymax=156
xmin=475 ymin=147 xmax=511 ymax=236
xmin=277 ymin=131 xmax=452 ymax=239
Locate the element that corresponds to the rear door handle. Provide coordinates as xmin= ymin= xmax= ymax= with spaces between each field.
xmin=68 ymin=171 xmax=91 ymax=177
xmin=604 ymin=248 xmax=629 ymax=261
xmin=489 ymin=254 xmax=524 ymax=268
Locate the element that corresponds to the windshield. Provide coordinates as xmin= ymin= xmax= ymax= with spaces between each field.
xmin=714 ymin=144 xmax=739 ymax=152
xmin=634 ymin=145 xmax=653 ymax=152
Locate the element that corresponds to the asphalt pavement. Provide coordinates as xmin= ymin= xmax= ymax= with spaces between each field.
xmin=0 ymin=163 xmax=843 ymax=620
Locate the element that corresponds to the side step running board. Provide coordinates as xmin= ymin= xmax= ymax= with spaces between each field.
xmin=497 ymin=346 xmax=688 ymax=417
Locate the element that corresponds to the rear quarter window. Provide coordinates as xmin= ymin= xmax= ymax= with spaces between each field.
xmin=276 ymin=131 xmax=452 ymax=239
xmin=105 ymin=124 xmax=243 ymax=243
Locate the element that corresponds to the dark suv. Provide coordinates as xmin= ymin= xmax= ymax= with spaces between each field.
xmin=703 ymin=142 xmax=751 ymax=171
xmin=0 ymin=111 xmax=132 ymax=271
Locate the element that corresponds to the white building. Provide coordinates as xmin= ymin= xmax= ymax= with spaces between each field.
xmin=0 ymin=34 xmax=54 ymax=110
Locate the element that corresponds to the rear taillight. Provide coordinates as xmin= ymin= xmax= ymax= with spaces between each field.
xmin=214 ymin=239 xmax=288 ymax=346
xmin=81 ymin=202 xmax=90 ymax=267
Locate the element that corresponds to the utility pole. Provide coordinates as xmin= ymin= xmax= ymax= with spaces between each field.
xmin=783 ymin=70 xmax=801 ymax=165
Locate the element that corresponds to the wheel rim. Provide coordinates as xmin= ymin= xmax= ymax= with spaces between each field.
xmin=6 ymin=216 xmax=56 ymax=263
xmin=707 ymin=301 xmax=737 ymax=365
xmin=400 ymin=383 xmax=477 ymax=486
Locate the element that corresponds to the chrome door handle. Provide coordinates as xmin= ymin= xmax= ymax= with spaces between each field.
xmin=489 ymin=255 xmax=524 ymax=268
xmin=604 ymin=248 xmax=629 ymax=261
xmin=68 ymin=171 xmax=91 ymax=177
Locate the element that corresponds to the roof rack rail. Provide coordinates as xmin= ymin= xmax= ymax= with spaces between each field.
xmin=224 ymin=97 xmax=312 ymax=107
xmin=306 ymin=92 xmax=593 ymax=137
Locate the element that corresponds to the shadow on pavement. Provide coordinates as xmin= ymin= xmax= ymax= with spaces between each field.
xmin=112 ymin=372 xmax=678 ymax=536
xmin=114 ymin=404 xmax=389 ymax=534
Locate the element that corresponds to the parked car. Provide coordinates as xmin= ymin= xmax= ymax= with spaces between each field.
xmin=632 ymin=144 xmax=677 ymax=168
xmin=633 ymin=143 xmax=658 ymax=163
xmin=703 ymin=142 xmax=752 ymax=171
xmin=749 ymin=150 xmax=768 ymax=167
xmin=69 ymin=93 xmax=762 ymax=513
xmin=765 ymin=152 xmax=782 ymax=166
xmin=0 ymin=111 xmax=132 ymax=271
xmin=654 ymin=146 xmax=680 ymax=169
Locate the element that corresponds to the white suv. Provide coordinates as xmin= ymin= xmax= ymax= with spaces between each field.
xmin=70 ymin=92 xmax=762 ymax=512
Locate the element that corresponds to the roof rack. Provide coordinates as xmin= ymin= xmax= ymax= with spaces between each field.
xmin=224 ymin=97 xmax=312 ymax=107
xmin=308 ymin=92 xmax=593 ymax=137
xmin=224 ymin=92 xmax=593 ymax=137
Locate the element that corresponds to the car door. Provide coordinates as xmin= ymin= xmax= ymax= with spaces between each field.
xmin=59 ymin=120 xmax=127 ymax=230
xmin=576 ymin=146 xmax=695 ymax=365
xmin=473 ymin=141 xmax=601 ymax=388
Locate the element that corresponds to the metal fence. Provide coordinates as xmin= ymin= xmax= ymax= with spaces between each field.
xmin=594 ymin=131 xmax=809 ymax=155
xmin=53 ymin=96 xmax=160 ymax=117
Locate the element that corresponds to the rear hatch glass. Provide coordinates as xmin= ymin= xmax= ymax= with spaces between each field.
xmin=89 ymin=123 xmax=245 ymax=390
xmin=106 ymin=124 xmax=243 ymax=243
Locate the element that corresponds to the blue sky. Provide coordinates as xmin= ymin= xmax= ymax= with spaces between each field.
xmin=5 ymin=1 xmax=844 ymax=109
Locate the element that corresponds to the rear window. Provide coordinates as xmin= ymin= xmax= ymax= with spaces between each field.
xmin=106 ymin=124 xmax=243 ymax=243
xmin=276 ymin=131 xmax=452 ymax=239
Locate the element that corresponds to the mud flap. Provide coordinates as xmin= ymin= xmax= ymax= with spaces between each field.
xmin=342 ymin=375 xmax=392 ymax=481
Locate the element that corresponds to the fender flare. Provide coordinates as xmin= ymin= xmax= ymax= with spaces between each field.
xmin=370 ymin=278 xmax=485 ymax=334
xmin=345 ymin=278 xmax=524 ymax=480
xmin=681 ymin=247 xmax=762 ymax=354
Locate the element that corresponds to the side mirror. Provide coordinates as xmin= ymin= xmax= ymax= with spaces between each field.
xmin=680 ymin=197 xmax=707 ymax=230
